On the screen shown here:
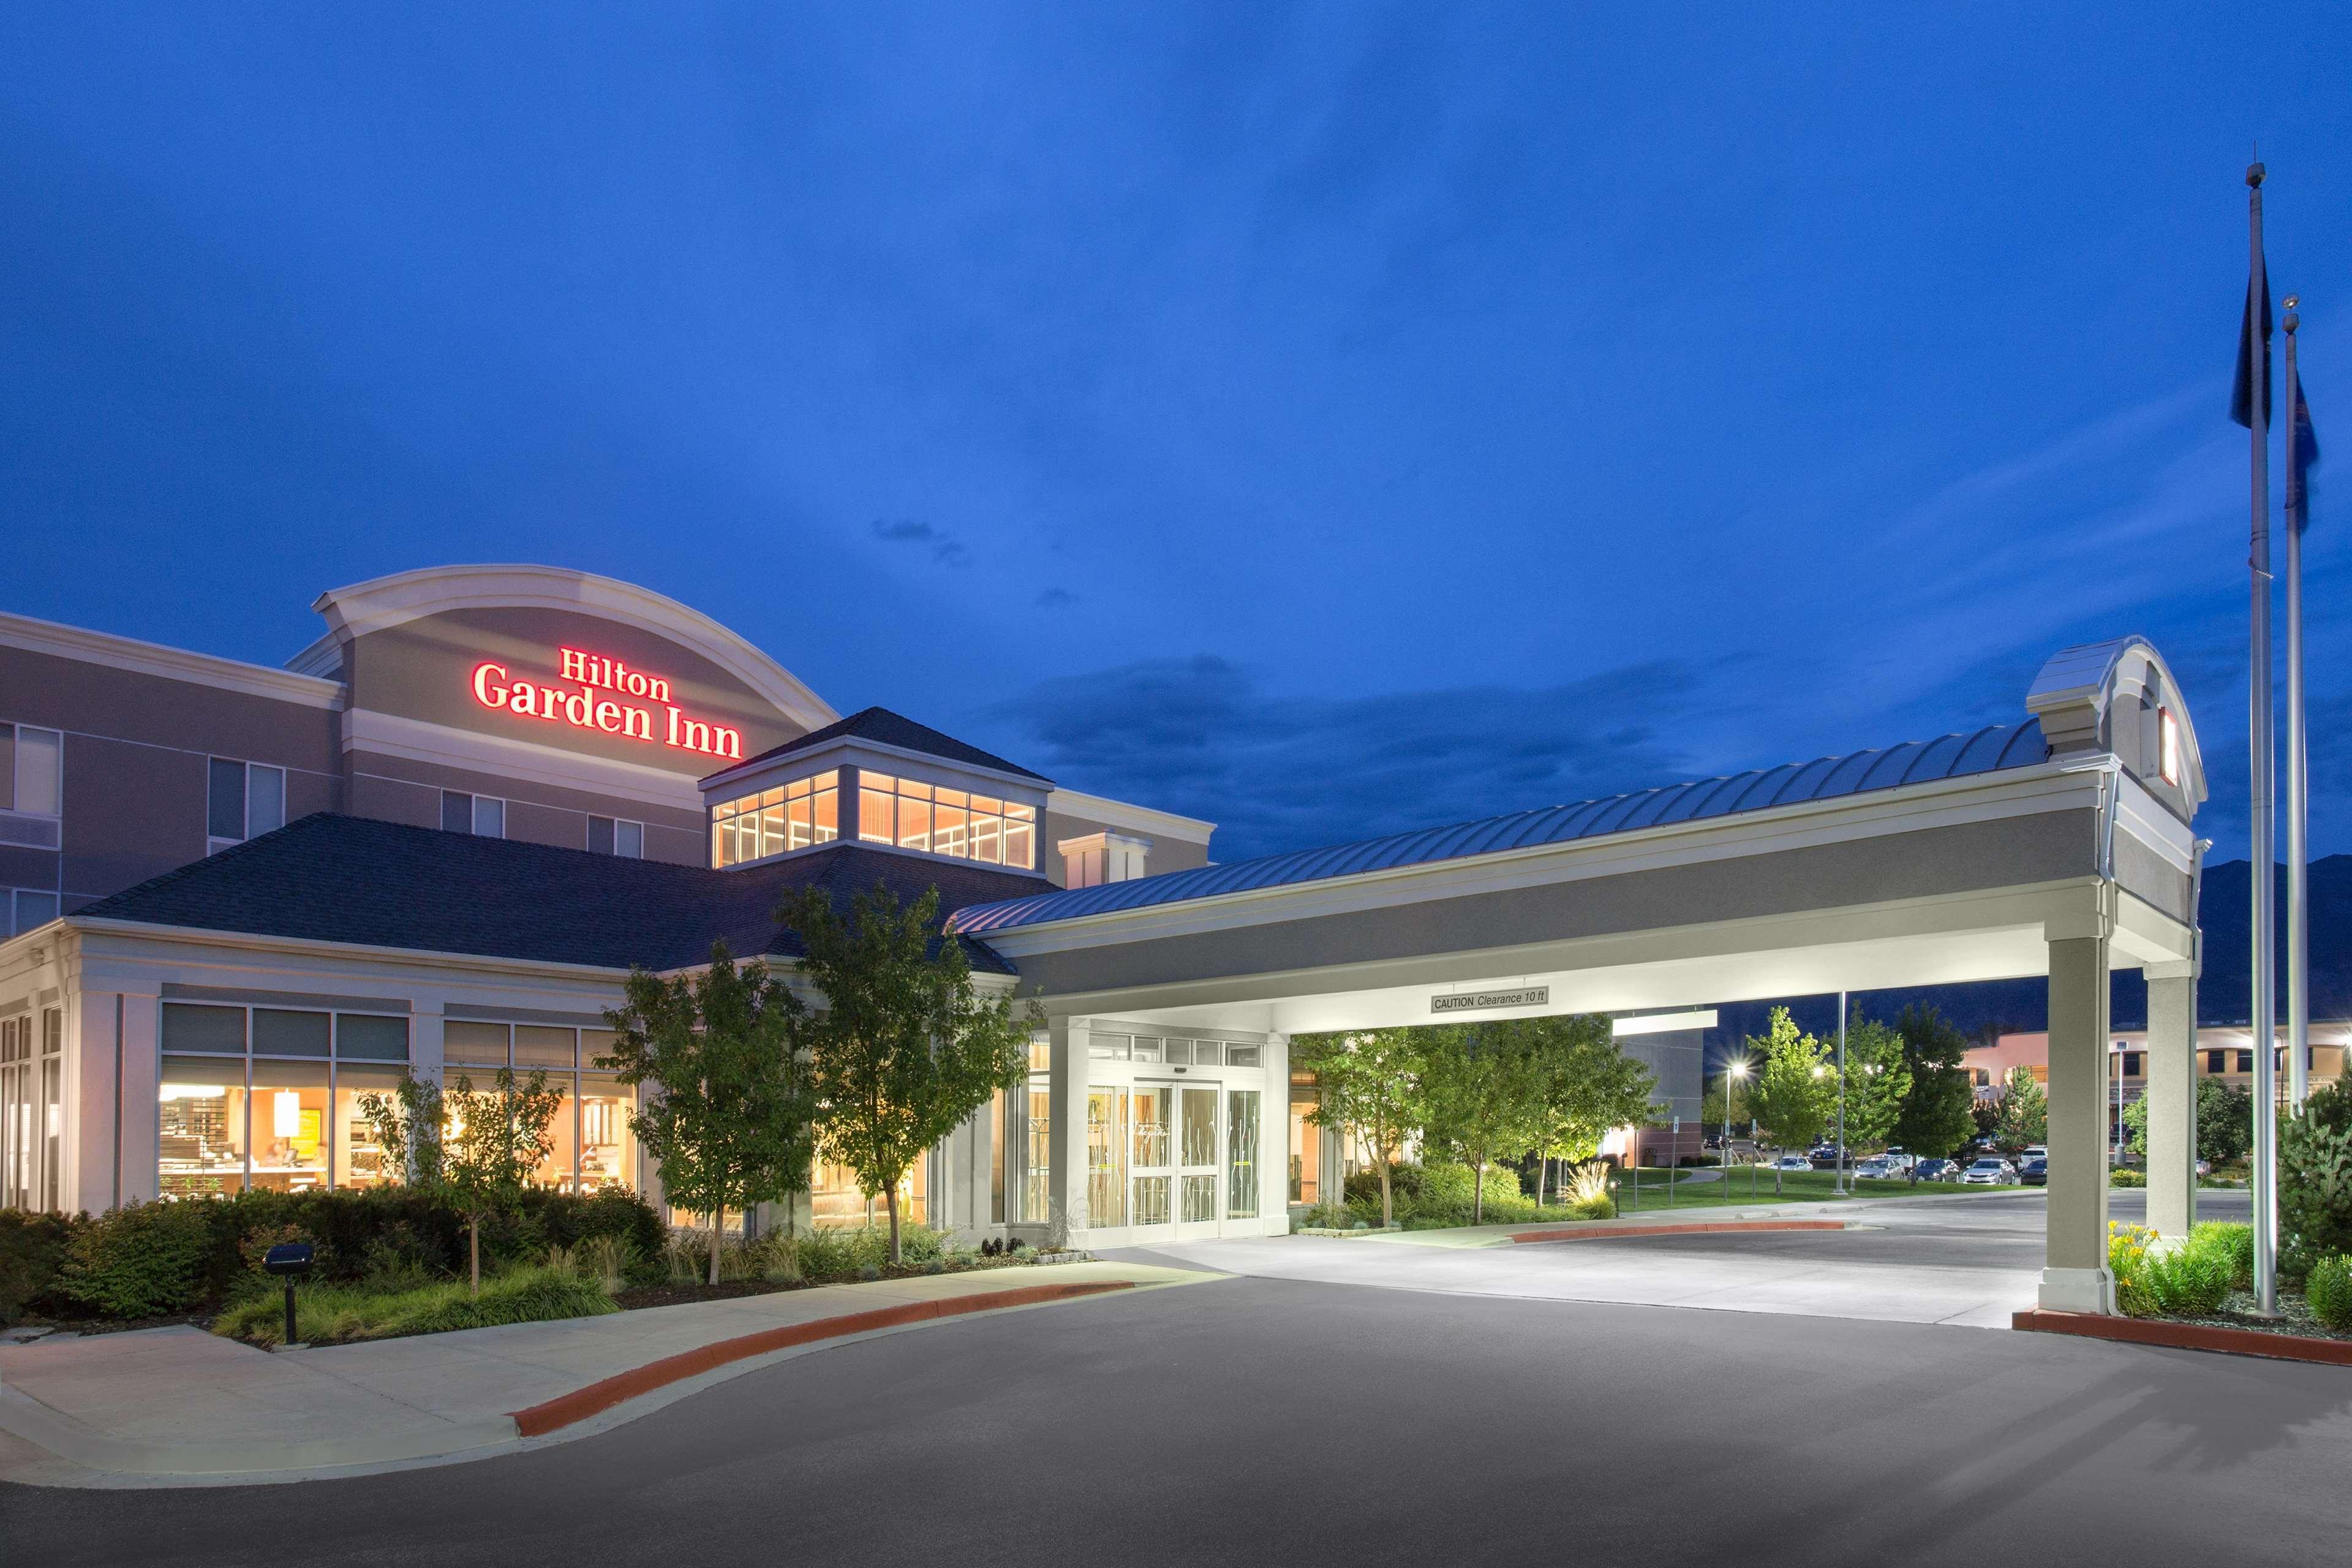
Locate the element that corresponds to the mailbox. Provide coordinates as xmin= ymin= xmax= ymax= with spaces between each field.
xmin=263 ymin=1242 xmax=313 ymax=1348
xmin=263 ymin=1242 xmax=314 ymax=1278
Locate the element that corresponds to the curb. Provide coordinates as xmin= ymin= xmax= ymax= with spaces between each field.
xmin=1507 ymin=1221 xmax=1849 ymax=1245
xmin=2011 ymin=1307 xmax=2352 ymax=1368
xmin=511 ymin=1280 xmax=1136 ymax=1436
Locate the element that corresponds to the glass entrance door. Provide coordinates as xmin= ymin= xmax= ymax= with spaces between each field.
xmin=1175 ymin=1087 xmax=1221 ymax=1236
xmin=1128 ymin=1086 xmax=1173 ymax=1227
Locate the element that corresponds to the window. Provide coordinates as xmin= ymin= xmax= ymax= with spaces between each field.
xmin=157 ymin=1001 xmax=416 ymax=1198
xmin=2 ymin=725 xmax=62 ymax=819
xmin=442 ymin=792 xmax=505 ymax=837
xmin=0 ymin=1009 xmax=62 ymax=1212
xmin=812 ymin=1153 xmax=923 ymax=1228
xmin=856 ymin=772 xmax=1036 ymax=870
xmin=2158 ymin=707 xmax=2182 ymax=786
xmin=207 ymin=759 xmax=286 ymax=851
xmin=711 ymin=769 xmax=839 ymax=867
xmin=1287 ymin=1090 xmax=1320 ymax=1205
xmin=588 ymin=815 xmax=645 ymax=858
xmin=2122 ymin=1052 xmax=2143 ymax=1077
xmin=6 ymin=889 xmax=60 ymax=937
xmin=2237 ymin=1050 xmax=2255 ymax=1074
xmin=434 ymin=1019 xmax=635 ymax=1194
xmin=2206 ymin=1050 xmax=2226 ymax=1074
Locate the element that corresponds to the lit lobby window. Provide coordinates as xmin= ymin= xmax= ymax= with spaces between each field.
xmin=712 ymin=769 xmax=839 ymax=867
xmin=857 ymin=773 xmax=1036 ymax=869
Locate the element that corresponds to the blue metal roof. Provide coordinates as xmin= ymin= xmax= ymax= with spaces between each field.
xmin=949 ymin=718 xmax=2049 ymax=936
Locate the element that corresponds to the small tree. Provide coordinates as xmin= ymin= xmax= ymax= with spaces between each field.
xmin=2196 ymin=1079 xmax=2254 ymax=1166
xmin=443 ymin=1067 xmax=566 ymax=1297
xmin=1530 ymin=1016 xmax=1660 ymax=1203
xmin=356 ymin=1071 xmax=445 ymax=1188
xmin=1890 ymin=1004 xmax=1978 ymax=1159
xmin=1422 ymin=1023 xmax=1549 ymax=1224
xmin=782 ymin=883 xmax=1031 ymax=1264
xmin=1747 ymin=1007 xmax=1835 ymax=1190
xmin=1291 ymin=1028 xmax=1430 ymax=1227
xmin=1702 ymin=1071 xmax=1752 ymax=1137
xmin=1839 ymin=1015 xmax=1912 ymax=1154
xmin=600 ymin=941 xmax=819 ymax=1286
xmin=1992 ymin=1065 xmax=2048 ymax=1154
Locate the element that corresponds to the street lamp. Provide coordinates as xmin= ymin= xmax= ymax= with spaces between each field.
xmin=1723 ymin=1058 xmax=1750 ymax=1174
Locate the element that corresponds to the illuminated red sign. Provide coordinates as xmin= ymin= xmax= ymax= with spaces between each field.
xmin=470 ymin=646 xmax=743 ymax=761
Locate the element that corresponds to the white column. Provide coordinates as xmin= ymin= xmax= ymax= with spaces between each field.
xmin=410 ymin=1000 xmax=445 ymax=1088
xmin=2042 ymin=921 xmax=2114 ymax=1313
xmin=1261 ymin=1033 xmax=1289 ymax=1232
xmin=69 ymin=991 xmax=119 ymax=1215
xmin=2144 ymin=962 xmax=2198 ymax=1242
xmin=1047 ymin=1016 xmax=1090 ymax=1243
xmin=119 ymin=992 xmax=160 ymax=1206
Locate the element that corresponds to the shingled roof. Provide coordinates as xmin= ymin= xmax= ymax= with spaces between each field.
xmin=714 ymin=705 xmax=1049 ymax=783
xmin=72 ymin=814 xmax=1038 ymax=973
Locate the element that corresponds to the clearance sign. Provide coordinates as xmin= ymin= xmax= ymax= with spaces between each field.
xmin=470 ymin=647 xmax=744 ymax=761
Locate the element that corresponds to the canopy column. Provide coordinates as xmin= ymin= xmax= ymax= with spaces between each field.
xmin=1046 ymin=1016 xmax=1090 ymax=1242
xmin=2143 ymin=962 xmax=2198 ymax=1243
xmin=2041 ymin=918 xmax=2114 ymax=1313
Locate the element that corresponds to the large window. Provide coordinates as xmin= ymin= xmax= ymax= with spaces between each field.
xmin=712 ymin=769 xmax=839 ymax=867
xmin=1227 ymin=1090 xmax=1261 ymax=1219
xmin=811 ymin=1154 xmax=925 ymax=1229
xmin=208 ymin=758 xmax=287 ymax=853
xmin=1 ymin=1009 xmax=62 ymax=1212
xmin=4 ymin=889 xmax=60 ymax=938
xmin=441 ymin=1020 xmax=635 ymax=1193
xmin=159 ymin=1002 xmax=412 ymax=1197
xmin=858 ymin=774 xmax=1035 ymax=870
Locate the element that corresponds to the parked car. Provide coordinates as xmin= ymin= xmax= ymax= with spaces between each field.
xmin=1852 ymin=1157 xmax=1898 ymax=1181
xmin=1769 ymin=1153 xmax=1814 ymax=1173
xmin=2021 ymin=1145 xmax=2049 ymax=1164
xmin=1961 ymin=1157 xmax=2019 ymax=1186
xmin=1912 ymin=1158 xmax=1959 ymax=1182
xmin=2018 ymin=1156 xmax=2048 ymax=1186
xmin=1880 ymin=1148 xmax=1918 ymax=1172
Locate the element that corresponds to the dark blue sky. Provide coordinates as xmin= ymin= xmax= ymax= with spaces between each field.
xmin=6 ymin=7 xmax=2348 ymax=863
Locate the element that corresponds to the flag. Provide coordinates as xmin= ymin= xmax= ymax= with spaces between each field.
xmin=2288 ymin=353 xmax=2320 ymax=527
xmin=2233 ymin=249 xmax=2274 ymax=428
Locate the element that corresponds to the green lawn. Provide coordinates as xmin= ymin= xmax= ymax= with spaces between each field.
xmin=1610 ymin=1166 xmax=1982 ymax=1212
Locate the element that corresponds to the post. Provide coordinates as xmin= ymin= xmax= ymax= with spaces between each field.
xmin=284 ymin=1279 xmax=299 ymax=1349
xmin=2285 ymin=303 xmax=2310 ymax=1111
xmin=2144 ymin=963 xmax=2198 ymax=1242
xmin=1835 ymin=990 xmax=1849 ymax=1196
xmin=2245 ymin=162 xmax=2280 ymax=1316
xmin=2041 ymin=920 xmax=2114 ymax=1313
xmin=1046 ymin=1016 xmax=1089 ymax=1245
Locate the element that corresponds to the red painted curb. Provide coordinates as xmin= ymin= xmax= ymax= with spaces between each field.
xmin=1507 ymin=1220 xmax=1848 ymax=1245
xmin=2011 ymin=1307 xmax=2352 ymax=1368
xmin=510 ymin=1280 xmax=1136 ymax=1438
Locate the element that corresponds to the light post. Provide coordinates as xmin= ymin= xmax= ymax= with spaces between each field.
xmin=1723 ymin=1058 xmax=1749 ymax=1176
xmin=1835 ymin=990 xmax=1849 ymax=1197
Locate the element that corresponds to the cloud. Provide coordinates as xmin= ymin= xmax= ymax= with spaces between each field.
xmin=869 ymin=517 xmax=970 ymax=567
xmin=1034 ymin=587 xmax=1077 ymax=609
xmin=989 ymin=654 xmax=1702 ymax=861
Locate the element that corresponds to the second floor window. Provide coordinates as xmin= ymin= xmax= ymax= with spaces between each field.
xmin=1 ymin=724 xmax=63 ymax=818
xmin=442 ymin=791 xmax=505 ymax=838
xmin=858 ymin=773 xmax=1035 ymax=870
xmin=208 ymin=758 xmax=286 ymax=852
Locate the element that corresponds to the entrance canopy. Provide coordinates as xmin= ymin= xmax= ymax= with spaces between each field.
xmin=952 ymin=636 xmax=2206 ymax=1036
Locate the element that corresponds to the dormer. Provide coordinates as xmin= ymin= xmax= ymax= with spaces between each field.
xmin=698 ymin=707 xmax=1052 ymax=873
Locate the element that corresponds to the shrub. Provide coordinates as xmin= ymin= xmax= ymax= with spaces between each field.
xmin=2187 ymin=1222 xmax=2253 ymax=1292
xmin=59 ymin=1200 xmax=219 ymax=1317
xmin=2109 ymin=1168 xmax=2144 ymax=1188
xmin=2133 ymin=1246 xmax=2233 ymax=1317
xmin=790 ymin=1223 xmax=944 ymax=1281
xmin=2279 ymin=1082 xmax=2352 ymax=1278
xmin=2108 ymin=1221 xmax=2157 ymax=1317
xmin=213 ymin=1264 xmax=616 ymax=1347
xmin=1296 ymin=1203 xmax=1350 ymax=1232
xmin=2307 ymin=1255 xmax=2352 ymax=1332
xmin=0 ymin=1209 xmax=81 ymax=1325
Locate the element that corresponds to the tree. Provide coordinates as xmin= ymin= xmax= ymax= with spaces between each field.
xmin=2125 ymin=1079 xmax=2255 ymax=1167
xmin=442 ymin=1067 xmax=566 ymax=1297
xmin=356 ymin=1070 xmax=445 ymax=1188
xmin=1291 ymin=1028 xmax=1429 ymax=1227
xmin=782 ymin=883 xmax=1031 ymax=1264
xmin=1838 ymin=1016 xmax=1912 ymax=1154
xmin=1992 ymin=1065 xmax=2048 ymax=1154
xmin=1747 ymin=1006 xmax=1836 ymax=1164
xmin=1701 ymin=1071 xmax=1752 ymax=1136
xmin=599 ymin=941 xmax=819 ymax=1285
xmin=1529 ymin=1016 xmax=1660 ymax=1203
xmin=1890 ymin=1004 xmax=1978 ymax=1159
xmin=1422 ymin=1023 xmax=1548 ymax=1224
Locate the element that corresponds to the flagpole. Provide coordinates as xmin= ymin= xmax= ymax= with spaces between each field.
xmin=2285 ymin=300 xmax=2309 ymax=1113
xmin=2245 ymin=161 xmax=2279 ymax=1317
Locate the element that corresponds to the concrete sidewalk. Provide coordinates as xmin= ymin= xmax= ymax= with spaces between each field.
xmin=0 ymin=1260 xmax=1206 ymax=1488
xmin=1323 ymin=1184 xmax=2037 ymax=1249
